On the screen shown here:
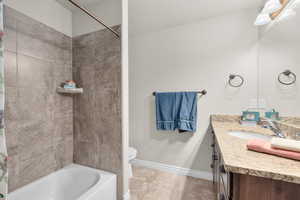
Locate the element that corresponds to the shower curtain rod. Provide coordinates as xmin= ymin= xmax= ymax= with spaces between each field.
xmin=68 ymin=0 xmax=120 ymax=39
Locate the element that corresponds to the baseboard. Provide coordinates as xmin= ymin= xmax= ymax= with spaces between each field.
xmin=131 ymin=159 xmax=213 ymax=181
xmin=123 ymin=190 xmax=130 ymax=200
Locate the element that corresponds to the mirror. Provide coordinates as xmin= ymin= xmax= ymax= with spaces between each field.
xmin=259 ymin=0 xmax=300 ymax=126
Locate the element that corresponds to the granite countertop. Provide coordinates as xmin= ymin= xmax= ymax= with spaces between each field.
xmin=211 ymin=115 xmax=300 ymax=184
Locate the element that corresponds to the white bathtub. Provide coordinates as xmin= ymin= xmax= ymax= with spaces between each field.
xmin=9 ymin=164 xmax=116 ymax=200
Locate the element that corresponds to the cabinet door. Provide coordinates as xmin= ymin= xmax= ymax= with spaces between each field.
xmin=211 ymin=134 xmax=217 ymax=183
xmin=217 ymin=145 xmax=232 ymax=199
xmin=211 ymin=130 xmax=232 ymax=200
xmin=219 ymin=160 xmax=230 ymax=198
xmin=215 ymin=142 xmax=221 ymax=199
xmin=219 ymin=182 xmax=228 ymax=200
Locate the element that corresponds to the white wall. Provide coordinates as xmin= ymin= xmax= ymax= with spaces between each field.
xmin=129 ymin=9 xmax=259 ymax=172
xmin=72 ymin=0 xmax=121 ymax=37
xmin=4 ymin=0 xmax=72 ymax=36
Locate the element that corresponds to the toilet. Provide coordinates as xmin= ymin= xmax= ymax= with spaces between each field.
xmin=128 ymin=147 xmax=137 ymax=178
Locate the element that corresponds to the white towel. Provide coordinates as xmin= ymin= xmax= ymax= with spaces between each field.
xmin=271 ymin=138 xmax=300 ymax=153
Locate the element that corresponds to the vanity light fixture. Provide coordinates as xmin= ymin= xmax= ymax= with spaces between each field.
xmin=254 ymin=13 xmax=272 ymax=26
xmin=290 ymin=0 xmax=300 ymax=7
xmin=262 ymin=0 xmax=283 ymax=14
xmin=270 ymin=0 xmax=292 ymax=19
xmin=277 ymin=9 xmax=297 ymax=21
xmin=254 ymin=0 xmax=292 ymax=26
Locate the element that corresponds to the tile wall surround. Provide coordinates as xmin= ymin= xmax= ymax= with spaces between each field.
xmin=3 ymin=6 xmax=73 ymax=191
xmin=3 ymin=5 xmax=123 ymax=198
xmin=72 ymin=25 xmax=123 ymax=200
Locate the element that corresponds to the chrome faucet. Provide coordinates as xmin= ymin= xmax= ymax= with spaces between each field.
xmin=261 ymin=119 xmax=285 ymax=138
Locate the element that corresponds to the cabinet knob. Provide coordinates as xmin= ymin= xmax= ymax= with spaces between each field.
xmin=210 ymin=164 xmax=214 ymax=169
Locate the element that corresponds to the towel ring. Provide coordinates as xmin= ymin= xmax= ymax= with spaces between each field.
xmin=278 ymin=70 xmax=296 ymax=85
xmin=228 ymin=74 xmax=244 ymax=87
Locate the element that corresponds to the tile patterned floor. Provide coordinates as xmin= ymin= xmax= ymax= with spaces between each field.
xmin=130 ymin=166 xmax=216 ymax=200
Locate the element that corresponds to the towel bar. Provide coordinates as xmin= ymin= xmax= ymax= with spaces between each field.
xmin=152 ymin=90 xmax=207 ymax=96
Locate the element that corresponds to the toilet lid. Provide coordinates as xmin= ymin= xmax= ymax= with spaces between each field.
xmin=128 ymin=147 xmax=137 ymax=159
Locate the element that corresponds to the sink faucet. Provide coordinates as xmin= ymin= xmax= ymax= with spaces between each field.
xmin=261 ymin=119 xmax=285 ymax=138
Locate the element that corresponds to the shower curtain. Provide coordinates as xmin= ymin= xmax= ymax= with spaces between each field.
xmin=0 ymin=0 xmax=8 ymax=199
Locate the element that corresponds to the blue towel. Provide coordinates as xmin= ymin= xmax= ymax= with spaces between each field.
xmin=155 ymin=92 xmax=197 ymax=132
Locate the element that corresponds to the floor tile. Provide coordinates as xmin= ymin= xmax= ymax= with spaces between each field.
xmin=130 ymin=166 xmax=216 ymax=200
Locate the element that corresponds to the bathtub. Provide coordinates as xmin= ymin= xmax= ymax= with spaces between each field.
xmin=9 ymin=164 xmax=116 ymax=200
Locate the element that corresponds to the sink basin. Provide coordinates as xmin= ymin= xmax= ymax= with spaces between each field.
xmin=228 ymin=131 xmax=272 ymax=141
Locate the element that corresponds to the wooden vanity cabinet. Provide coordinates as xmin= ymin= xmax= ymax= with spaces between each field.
xmin=231 ymin=173 xmax=300 ymax=200
xmin=211 ymin=130 xmax=232 ymax=200
xmin=211 ymin=130 xmax=300 ymax=200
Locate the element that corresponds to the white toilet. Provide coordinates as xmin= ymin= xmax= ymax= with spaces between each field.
xmin=128 ymin=147 xmax=137 ymax=178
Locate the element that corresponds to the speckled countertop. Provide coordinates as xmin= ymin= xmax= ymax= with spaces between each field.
xmin=211 ymin=115 xmax=300 ymax=184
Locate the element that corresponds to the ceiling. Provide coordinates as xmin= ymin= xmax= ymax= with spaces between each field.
xmin=55 ymin=0 xmax=104 ymax=11
xmin=129 ymin=0 xmax=264 ymax=35
xmin=56 ymin=0 xmax=265 ymax=35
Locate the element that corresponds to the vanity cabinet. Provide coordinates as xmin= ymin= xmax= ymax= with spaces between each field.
xmin=211 ymin=130 xmax=300 ymax=200
xmin=211 ymin=130 xmax=232 ymax=200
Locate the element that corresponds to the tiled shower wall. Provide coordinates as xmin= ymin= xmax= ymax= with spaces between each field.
xmin=4 ymin=7 xmax=73 ymax=191
xmin=72 ymin=26 xmax=123 ymax=200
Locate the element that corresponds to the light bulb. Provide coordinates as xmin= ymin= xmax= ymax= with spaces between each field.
xmin=254 ymin=13 xmax=272 ymax=26
xmin=262 ymin=0 xmax=283 ymax=14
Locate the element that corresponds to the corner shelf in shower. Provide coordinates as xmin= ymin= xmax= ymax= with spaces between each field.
xmin=56 ymin=87 xmax=83 ymax=94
